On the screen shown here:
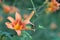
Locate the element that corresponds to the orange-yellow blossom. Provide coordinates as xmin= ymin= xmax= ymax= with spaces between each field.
xmin=5 ymin=11 xmax=35 ymax=36
xmin=47 ymin=0 xmax=60 ymax=12
xmin=2 ymin=4 xmax=19 ymax=13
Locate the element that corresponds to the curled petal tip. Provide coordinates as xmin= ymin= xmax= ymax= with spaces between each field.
xmin=15 ymin=30 xmax=21 ymax=36
xmin=7 ymin=16 xmax=15 ymax=22
xmin=15 ymin=12 xmax=21 ymax=20
xmin=5 ymin=22 xmax=8 ymax=25
xmin=32 ymin=11 xmax=35 ymax=13
xmin=7 ymin=16 xmax=10 ymax=18
xmin=26 ymin=10 xmax=35 ymax=20
xmin=32 ymin=29 xmax=35 ymax=32
xmin=5 ymin=22 xmax=13 ymax=29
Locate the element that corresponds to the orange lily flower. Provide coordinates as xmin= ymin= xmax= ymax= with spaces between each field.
xmin=5 ymin=11 xmax=35 ymax=36
xmin=2 ymin=4 xmax=19 ymax=13
xmin=52 ymin=0 xmax=60 ymax=5
xmin=0 ymin=0 xmax=18 ymax=13
xmin=47 ymin=0 xmax=60 ymax=12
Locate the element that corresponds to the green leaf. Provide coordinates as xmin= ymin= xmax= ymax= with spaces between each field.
xmin=39 ymin=25 xmax=46 ymax=29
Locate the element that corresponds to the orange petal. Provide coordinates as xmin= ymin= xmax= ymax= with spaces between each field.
xmin=23 ymin=27 xmax=32 ymax=30
xmin=5 ymin=22 xmax=13 ymax=29
xmin=9 ymin=6 xmax=19 ymax=13
xmin=2 ymin=4 xmax=11 ymax=13
xmin=51 ymin=0 xmax=57 ymax=3
xmin=23 ymin=11 xmax=34 ymax=24
xmin=24 ymin=20 xmax=34 ymax=25
xmin=15 ymin=30 xmax=21 ymax=36
xmin=23 ymin=27 xmax=35 ymax=31
xmin=26 ymin=11 xmax=35 ymax=20
xmin=7 ymin=16 xmax=15 ymax=23
xmin=23 ymin=14 xmax=29 ymax=19
xmin=23 ymin=20 xmax=31 ymax=24
xmin=0 ymin=0 xmax=2 ymax=3
xmin=15 ymin=12 xmax=21 ymax=20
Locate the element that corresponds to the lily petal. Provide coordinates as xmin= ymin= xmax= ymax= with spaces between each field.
xmin=23 ymin=27 xmax=35 ymax=31
xmin=5 ymin=22 xmax=13 ymax=29
xmin=7 ymin=16 xmax=15 ymax=23
xmin=23 ymin=11 xmax=34 ymax=24
xmin=52 ymin=0 xmax=57 ymax=3
xmin=2 ymin=4 xmax=11 ymax=12
xmin=23 ymin=20 xmax=31 ymax=24
xmin=25 ymin=11 xmax=34 ymax=20
xmin=15 ymin=30 xmax=21 ymax=36
xmin=10 ymin=6 xmax=19 ymax=13
xmin=23 ymin=14 xmax=29 ymax=19
xmin=15 ymin=12 xmax=21 ymax=20
xmin=23 ymin=27 xmax=32 ymax=30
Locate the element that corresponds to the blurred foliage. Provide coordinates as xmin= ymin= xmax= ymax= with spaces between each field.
xmin=0 ymin=0 xmax=60 ymax=40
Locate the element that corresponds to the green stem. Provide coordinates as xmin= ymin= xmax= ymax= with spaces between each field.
xmin=31 ymin=0 xmax=38 ymax=17
xmin=12 ymin=0 xmax=17 ymax=6
xmin=37 ymin=0 xmax=48 ymax=11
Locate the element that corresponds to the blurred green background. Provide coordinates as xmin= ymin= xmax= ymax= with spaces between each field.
xmin=0 ymin=0 xmax=60 ymax=40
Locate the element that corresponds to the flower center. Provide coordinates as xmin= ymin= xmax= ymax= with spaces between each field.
xmin=12 ymin=20 xmax=24 ymax=30
xmin=14 ymin=23 xmax=23 ymax=30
